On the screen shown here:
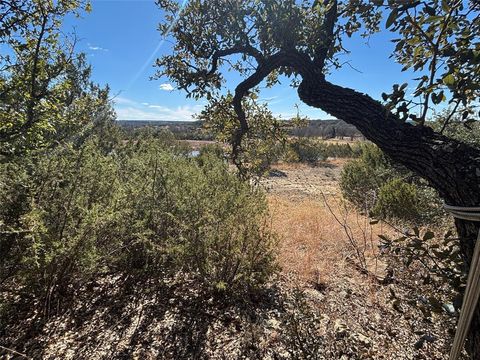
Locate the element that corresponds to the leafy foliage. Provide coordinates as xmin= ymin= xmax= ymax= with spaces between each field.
xmin=155 ymin=0 xmax=382 ymax=98
xmin=0 ymin=0 xmax=97 ymax=155
xmin=382 ymin=0 xmax=480 ymax=124
xmin=380 ymin=228 xmax=465 ymax=316
xmin=372 ymin=178 xmax=423 ymax=224
xmin=156 ymin=0 xmax=478 ymax=130
xmin=286 ymin=138 xmax=326 ymax=164
xmin=431 ymin=110 xmax=480 ymax=149
xmin=340 ymin=143 xmax=393 ymax=209
xmin=199 ymin=94 xmax=290 ymax=177
xmin=340 ymin=144 xmax=443 ymax=225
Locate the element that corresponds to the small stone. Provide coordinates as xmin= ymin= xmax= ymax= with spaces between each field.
xmin=267 ymin=318 xmax=281 ymax=330
xmin=352 ymin=332 xmax=372 ymax=347
xmin=443 ymin=303 xmax=455 ymax=315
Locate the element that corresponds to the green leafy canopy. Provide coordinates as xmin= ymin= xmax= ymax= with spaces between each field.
xmin=155 ymin=0 xmax=479 ymax=128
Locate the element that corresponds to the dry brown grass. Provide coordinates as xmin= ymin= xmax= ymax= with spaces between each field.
xmin=268 ymin=193 xmax=391 ymax=287
xmin=271 ymin=158 xmax=350 ymax=171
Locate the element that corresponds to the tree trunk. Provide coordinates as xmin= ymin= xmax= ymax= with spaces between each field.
xmin=298 ymin=75 xmax=480 ymax=358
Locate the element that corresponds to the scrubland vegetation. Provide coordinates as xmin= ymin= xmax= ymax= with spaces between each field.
xmin=1 ymin=119 xmax=472 ymax=359
xmin=2 ymin=0 xmax=480 ymax=359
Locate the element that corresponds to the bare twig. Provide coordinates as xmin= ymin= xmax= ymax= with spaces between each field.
xmin=0 ymin=345 xmax=30 ymax=359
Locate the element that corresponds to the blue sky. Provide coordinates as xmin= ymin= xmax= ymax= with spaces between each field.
xmin=65 ymin=0 xmax=412 ymax=121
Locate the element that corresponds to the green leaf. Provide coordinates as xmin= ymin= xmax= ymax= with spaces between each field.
xmin=425 ymin=15 xmax=443 ymax=23
xmin=443 ymin=74 xmax=455 ymax=86
xmin=441 ymin=0 xmax=449 ymax=13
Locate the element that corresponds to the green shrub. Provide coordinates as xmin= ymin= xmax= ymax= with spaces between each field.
xmin=340 ymin=159 xmax=379 ymax=210
xmin=287 ymin=138 xmax=326 ymax=164
xmin=0 ymin=143 xmax=123 ymax=308
xmin=324 ymin=142 xmax=362 ymax=158
xmin=116 ymin=141 xmax=277 ymax=290
xmin=0 ymin=136 xmax=277 ymax=316
xmin=340 ymin=143 xmax=443 ymax=225
xmin=285 ymin=139 xmax=362 ymax=165
xmin=339 ymin=143 xmax=392 ymax=209
xmin=197 ymin=143 xmax=226 ymax=160
xmin=372 ymin=178 xmax=421 ymax=223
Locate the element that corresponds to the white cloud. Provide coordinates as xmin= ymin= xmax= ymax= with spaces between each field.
xmin=114 ymin=97 xmax=203 ymax=121
xmin=113 ymin=96 xmax=137 ymax=106
xmin=159 ymin=83 xmax=174 ymax=91
xmin=260 ymin=95 xmax=283 ymax=106
xmin=260 ymin=96 xmax=279 ymax=102
xmin=88 ymin=43 xmax=108 ymax=52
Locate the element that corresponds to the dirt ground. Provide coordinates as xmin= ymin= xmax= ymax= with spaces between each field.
xmin=262 ymin=160 xmax=346 ymax=199
xmin=262 ymin=160 xmax=461 ymax=360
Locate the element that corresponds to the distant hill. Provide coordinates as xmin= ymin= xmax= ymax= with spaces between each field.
xmin=116 ymin=119 xmax=363 ymax=140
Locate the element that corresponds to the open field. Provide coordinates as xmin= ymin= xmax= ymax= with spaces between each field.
xmin=262 ymin=160 xmax=458 ymax=359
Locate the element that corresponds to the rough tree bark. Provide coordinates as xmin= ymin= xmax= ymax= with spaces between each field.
xmin=297 ymin=74 xmax=480 ymax=358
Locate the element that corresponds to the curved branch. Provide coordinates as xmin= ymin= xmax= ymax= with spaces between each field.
xmin=230 ymin=50 xmax=315 ymax=170
xmin=207 ymin=44 xmax=265 ymax=76
xmin=297 ymin=76 xmax=480 ymax=206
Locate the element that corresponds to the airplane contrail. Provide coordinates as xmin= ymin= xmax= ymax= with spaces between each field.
xmin=126 ymin=0 xmax=190 ymax=90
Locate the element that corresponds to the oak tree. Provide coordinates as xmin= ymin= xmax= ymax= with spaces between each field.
xmin=0 ymin=0 xmax=100 ymax=155
xmin=155 ymin=0 xmax=480 ymax=356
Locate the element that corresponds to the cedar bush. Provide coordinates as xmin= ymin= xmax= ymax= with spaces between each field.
xmin=287 ymin=138 xmax=326 ymax=164
xmin=339 ymin=143 xmax=392 ymax=209
xmin=0 ymin=133 xmax=277 ymax=317
xmin=372 ymin=178 xmax=422 ymax=223
xmin=284 ymin=138 xmax=361 ymax=164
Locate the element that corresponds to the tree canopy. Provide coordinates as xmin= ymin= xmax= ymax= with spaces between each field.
xmin=156 ymin=0 xmax=479 ymax=127
xmin=0 ymin=0 xmax=109 ymax=156
xmin=154 ymin=0 xmax=480 ymax=203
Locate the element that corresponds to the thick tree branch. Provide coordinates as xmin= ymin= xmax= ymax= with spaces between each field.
xmin=313 ymin=0 xmax=338 ymax=70
xmin=297 ymin=76 xmax=480 ymax=207
xmin=25 ymin=8 xmax=48 ymax=132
